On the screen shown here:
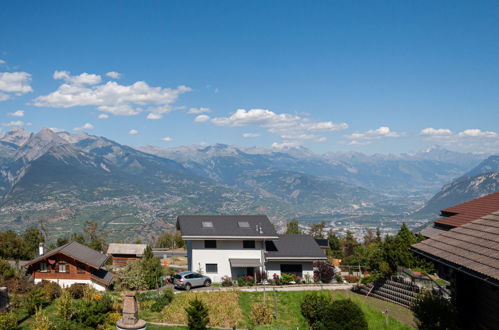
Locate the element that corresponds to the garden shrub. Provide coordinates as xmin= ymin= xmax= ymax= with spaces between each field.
xmin=36 ymin=280 xmax=62 ymax=300
xmin=281 ymin=273 xmax=295 ymax=284
xmin=32 ymin=306 xmax=53 ymax=330
xmin=313 ymin=262 xmax=336 ymax=283
xmin=56 ymin=290 xmax=73 ymax=320
xmin=0 ymin=259 xmax=16 ymax=280
xmin=318 ymin=299 xmax=368 ymax=330
xmin=151 ymin=288 xmax=174 ymax=312
xmin=221 ymin=275 xmax=233 ymax=287
xmin=343 ymin=275 xmax=360 ymax=283
xmin=185 ymin=297 xmax=210 ymax=330
xmin=411 ymin=291 xmax=459 ymax=330
xmin=300 ymin=292 xmax=331 ymax=327
xmin=304 ymin=273 xmax=313 ymax=284
xmin=360 ymin=272 xmax=383 ymax=284
xmin=250 ymin=302 xmax=274 ymax=325
xmin=236 ymin=276 xmax=254 ymax=286
xmin=72 ymin=294 xmax=113 ymax=328
xmin=335 ymin=274 xmax=343 ymax=283
xmin=67 ymin=283 xmax=88 ymax=299
xmin=25 ymin=288 xmax=50 ymax=315
xmin=0 ymin=312 xmax=18 ymax=330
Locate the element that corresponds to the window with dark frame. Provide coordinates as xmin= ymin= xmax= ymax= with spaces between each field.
xmin=206 ymin=264 xmax=218 ymax=273
xmin=40 ymin=262 xmax=48 ymax=272
xmin=243 ymin=240 xmax=255 ymax=248
xmin=204 ymin=240 xmax=217 ymax=248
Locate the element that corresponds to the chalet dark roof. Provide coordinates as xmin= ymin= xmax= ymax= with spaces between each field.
xmin=176 ymin=215 xmax=278 ymax=238
xmin=411 ymin=210 xmax=499 ymax=287
xmin=435 ymin=191 xmax=499 ymax=228
xmin=91 ymin=268 xmax=114 ymax=286
xmin=25 ymin=241 xmax=108 ymax=269
xmin=265 ymin=234 xmax=327 ymax=260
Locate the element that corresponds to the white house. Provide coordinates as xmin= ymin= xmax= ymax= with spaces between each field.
xmin=176 ymin=215 xmax=327 ymax=283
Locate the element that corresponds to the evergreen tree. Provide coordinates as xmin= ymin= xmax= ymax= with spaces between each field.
xmin=22 ymin=227 xmax=45 ymax=259
xmin=186 ymin=297 xmax=209 ymax=329
xmin=363 ymin=229 xmax=375 ymax=246
xmin=375 ymin=227 xmax=382 ymax=244
xmin=286 ymin=219 xmax=302 ymax=234
xmin=327 ymin=230 xmax=343 ymax=259
xmin=141 ymin=245 xmax=162 ymax=289
xmin=343 ymin=230 xmax=358 ymax=257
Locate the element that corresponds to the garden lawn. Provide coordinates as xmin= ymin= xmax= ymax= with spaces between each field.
xmin=155 ymin=290 xmax=415 ymax=329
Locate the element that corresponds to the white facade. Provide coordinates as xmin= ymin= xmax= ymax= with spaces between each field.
xmin=187 ymin=239 xmax=320 ymax=283
xmin=34 ymin=278 xmax=107 ymax=291
xmin=189 ymin=239 xmax=265 ymax=283
xmin=266 ymin=261 xmax=314 ymax=281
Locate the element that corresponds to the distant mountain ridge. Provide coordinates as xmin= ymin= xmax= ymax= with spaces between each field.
xmin=417 ymin=156 xmax=499 ymax=215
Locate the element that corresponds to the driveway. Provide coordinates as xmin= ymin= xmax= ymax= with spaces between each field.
xmin=166 ymin=283 xmax=353 ymax=294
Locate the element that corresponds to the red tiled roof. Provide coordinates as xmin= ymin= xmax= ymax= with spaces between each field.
xmin=435 ymin=191 xmax=499 ymax=227
xmin=411 ymin=211 xmax=499 ymax=285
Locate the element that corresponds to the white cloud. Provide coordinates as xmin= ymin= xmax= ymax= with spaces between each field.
xmin=73 ymin=122 xmax=94 ymax=131
xmin=1 ymin=120 xmax=30 ymax=127
xmin=208 ymin=109 xmax=347 ymax=142
xmin=105 ymin=71 xmax=121 ymax=79
xmin=458 ymin=129 xmax=497 ymax=138
xmin=194 ymin=114 xmax=211 ymax=123
xmin=243 ymin=133 xmax=260 ymax=138
xmin=128 ymin=129 xmax=139 ymax=135
xmin=0 ymin=72 xmax=33 ymax=100
xmin=0 ymin=60 xmax=5 ymax=64
xmin=8 ymin=110 xmax=24 ymax=117
xmin=162 ymin=137 xmax=173 ymax=142
xmin=271 ymin=141 xmax=301 ymax=149
xmin=344 ymin=126 xmax=404 ymax=145
xmin=420 ymin=128 xmax=453 ymax=136
xmin=421 ymin=127 xmax=499 ymax=153
xmin=53 ymin=70 xmax=102 ymax=85
xmin=98 ymin=114 xmax=109 ymax=119
xmin=188 ymin=107 xmax=211 ymax=114
xmin=146 ymin=113 xmax=162 ymax=120
xmin=33 ymin=71 xmax=191 ymax=118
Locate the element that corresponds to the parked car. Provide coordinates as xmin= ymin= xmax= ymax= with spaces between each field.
xmin=173 ymin=271 xmax=212 ymax=290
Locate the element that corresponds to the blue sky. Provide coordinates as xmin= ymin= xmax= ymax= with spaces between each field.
xmin=1 ymin=1 xmax=498 ymax=153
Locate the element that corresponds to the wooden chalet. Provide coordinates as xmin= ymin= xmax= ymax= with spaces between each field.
xmin=107 ymin=243 xmax=147 ymax=268
xmin=25 ymin=241 xmax=114 ymax=291
xmin=411 ymin=192 xmax=499 ymax=329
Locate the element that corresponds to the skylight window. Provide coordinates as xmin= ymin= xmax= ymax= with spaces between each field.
xmin=238 ymin=221 xmax=250 ymax=228
xmin=202 ymin=221 xmax=214 ymax=228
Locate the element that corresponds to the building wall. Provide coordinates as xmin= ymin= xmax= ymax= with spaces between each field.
xmin=265 ymin=261 xmax=314 ymax=281
xmin=111 ymin=255 xmax=139 ymax=269
xmin=190 ymin=240 xmax=264 ymax=283
xmin=32 ymin=253 xmax=93 ymax=281
xmin=33 ymin=278 xmax=107 ymax=291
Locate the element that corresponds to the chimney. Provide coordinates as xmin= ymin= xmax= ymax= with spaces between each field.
xmin=39 ymin=242 xmax=44 ymax=256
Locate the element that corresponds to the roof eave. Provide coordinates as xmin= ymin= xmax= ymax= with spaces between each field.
xmin=182 ymin=235 xmax=279 ymax=240
xmin=409 ymin=246 xmax=499 ymax=287
xmin=265 ymin=256 xmax=328 ymax=261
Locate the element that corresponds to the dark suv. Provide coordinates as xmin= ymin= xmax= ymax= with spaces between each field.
xmin=173 ymin=271 xmax=212 ymax=290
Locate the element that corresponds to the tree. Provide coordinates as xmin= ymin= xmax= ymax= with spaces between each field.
xmin=22 ymin=227 xmax=45 ymax=259
xmin=186 ymin=297 xmax=210 ymax=329
xmin=309 ymin=222 xmax=325 ymax=239
xmin=56 ymin=290 xmax=73 ymax=321
xmin=375 ymin=227 xmax=382 ymax=244
xmin=327 ymin=230 xmax=343 ymax=259
xmin=343 ymin=231 xmax=358 ymax=258
xmin=313 ymin=261 xmax=336 ymax=283
xmin=118 ymin=260 xmax=147 ymax=290
xmin=156 ymin=231 xmax=185 ymax=249
xmin=285 ymin=219 xmax=301 ymax=234
xmin=141 ymin=246 xmax=163 ymax=289
xmin=363 ymin=229 xmax=375 ymax=246
xmin=411 ymin=292 xmax=459 ymax=330
xmin=83 ymin=221 xmax=106 ymax=252
xmin=32 ymin=306 xmax=53 ymax=330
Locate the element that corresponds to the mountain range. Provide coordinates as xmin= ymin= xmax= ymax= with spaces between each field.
xmin=0 ymin=127 xmax=494 ymax=241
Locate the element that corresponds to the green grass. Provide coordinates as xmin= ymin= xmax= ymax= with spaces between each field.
xmin=238 ymin=290 xmax=414 ymax=329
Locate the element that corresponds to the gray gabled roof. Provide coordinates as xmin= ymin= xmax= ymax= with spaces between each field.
xmin=176 ymin=215 xmax=278 ymax=239
xmin=265 ymin=234 xmax=327 ymax=260
xmin=25 ymin=241 xmax=108 ymax=269
xmin=107 ymin=243 xmax=147 ymax=256
xmin=91 ymin=268 xmax=114 ymax=286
